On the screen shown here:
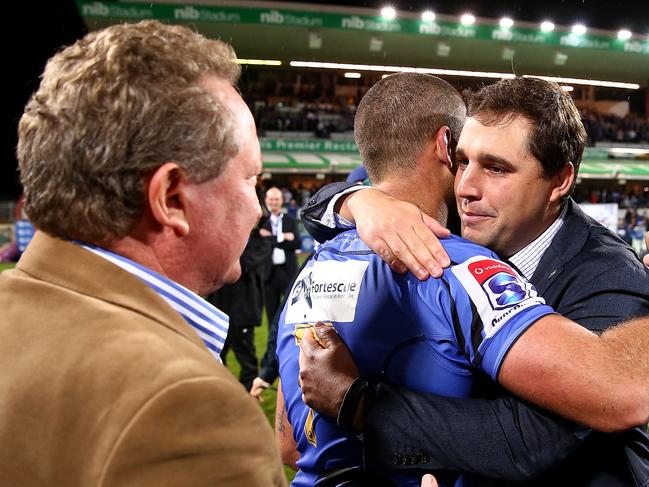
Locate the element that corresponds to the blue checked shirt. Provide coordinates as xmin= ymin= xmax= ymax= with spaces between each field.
xmin=80 ymin=244 xmax=229 ymax=363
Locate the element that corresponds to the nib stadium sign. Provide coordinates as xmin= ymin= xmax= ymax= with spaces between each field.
xmin=77 ymin=1 xmax=649 ymax=55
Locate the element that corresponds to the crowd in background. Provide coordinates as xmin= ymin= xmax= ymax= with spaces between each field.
xmin=573 ymin=185 xmax=649 ymax=208
xmin=245 ymin=84 xmax=649 ymax=146
xmin=581 ymin=109 xmax=649 ymax=145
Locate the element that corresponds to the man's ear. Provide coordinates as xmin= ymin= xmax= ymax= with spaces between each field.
xmin=436 ymin=126 xmax=453 ymax=170
xmin=147 ymin=162 xmax=190 ymax=237
xmin=549 ymin=162 xmax=575 ymax=203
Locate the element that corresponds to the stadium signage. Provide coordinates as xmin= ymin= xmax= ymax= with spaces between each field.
xmin=260 ymin=139 xmax=358 ymax=153
xmin=260 ymin=10 xmax=324 ymax=28
xmin=77 ymin=1 xmax=649 ymax=55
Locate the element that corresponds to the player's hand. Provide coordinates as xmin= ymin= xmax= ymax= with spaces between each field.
xmin=298 ymin=322 xmax=359 ymax=418
xmin=344 ymin=188 xmax=450 ymax=279
xmin=283 ymin=232 xmax=295 ymax=241
xmin=421 ymin=474 xmax=438 ymax=487
xmin=259 ymin=228 xmax=272 ymax=237
xmin=250 ymin=377 xmax=271 ymax=402
xmin=644 ymin=232 xmax=649 ymax=269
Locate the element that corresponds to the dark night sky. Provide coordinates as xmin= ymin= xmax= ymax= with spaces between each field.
xmin=2 ymin=0 xmax=648 ymax=199
xmin=299 ymin=0 xmax=649 ymax=34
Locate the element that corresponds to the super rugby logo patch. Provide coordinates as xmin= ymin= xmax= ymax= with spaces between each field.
xmin=452 ymin=256 xmax=545 ymax=338
xmin=467 ymin=259 xmax=529 ymax=309
xmin=285 ymin=260 xmax=368 ymax=324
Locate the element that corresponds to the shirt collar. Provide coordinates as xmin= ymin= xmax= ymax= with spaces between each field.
xmin=79 ymin=243 xmax=229 ymax=363
xmin=508 ymin=202 xmax=568 ymax=280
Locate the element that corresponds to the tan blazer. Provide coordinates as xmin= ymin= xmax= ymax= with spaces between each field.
xmin=0 ymin=232 xmax=287 ymax=487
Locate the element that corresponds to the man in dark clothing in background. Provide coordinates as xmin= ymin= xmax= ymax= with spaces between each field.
xmin=250 ymin=187 xmax=302 ymax=397
xmin=208 ymin=225 xmax=272 ymax=391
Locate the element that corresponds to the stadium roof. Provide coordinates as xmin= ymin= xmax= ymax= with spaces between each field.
xmin=77 ymin=0 xmax=649 ymax=88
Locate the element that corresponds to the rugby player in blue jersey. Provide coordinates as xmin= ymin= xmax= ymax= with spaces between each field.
xmin=274 ymin=73 xmax=649 ymax=487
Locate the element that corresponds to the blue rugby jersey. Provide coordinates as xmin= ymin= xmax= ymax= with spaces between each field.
xmin=276 ymin=230 xmax=555 ymax=487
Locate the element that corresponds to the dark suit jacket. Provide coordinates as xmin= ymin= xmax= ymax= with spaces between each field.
xmin=259 ymin=212 xmax=302 ymax=278
xmin=208 ymin=230 xmax=272 ymax=328
xmin=302 ymin=189 xmax=649 ymax=485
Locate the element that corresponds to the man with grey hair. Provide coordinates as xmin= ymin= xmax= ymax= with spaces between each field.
xmin=0 ymin=20 xmax=285 ymax=486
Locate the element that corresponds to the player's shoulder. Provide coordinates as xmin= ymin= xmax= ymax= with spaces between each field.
xmin=320 ymin=229 xmax=370 ymax=253
xmin=442 ymin=234 xmax=499 ymax=265
xmin=442 ymin=235 xmax=524 ymax=294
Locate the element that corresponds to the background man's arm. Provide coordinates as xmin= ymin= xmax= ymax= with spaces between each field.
xmin=276 ymin=217 xmax=302 ymax=251
xmin=275 ymin=381 xmax=300 ymax=470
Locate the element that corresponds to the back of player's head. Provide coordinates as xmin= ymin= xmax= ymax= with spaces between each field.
xmin=354 ymin=73 xmax=466 ymax=183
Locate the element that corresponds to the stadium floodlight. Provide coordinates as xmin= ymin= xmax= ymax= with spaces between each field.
xmin=460 ymin=14 xmax=475 ymax=25
xmin=421 ymin=10 xmax=435 ymax=22
xmin=236 ymin=59 xmax=282 ymax=66
xmin=540 ymin=21 xmax=555 ymax=32
xmin=344 ymin=72 xmax=361 ymax=79
xmin=500 ymin=17 xmax=514 ymax=29
xmin=290 ymin=61 xmax=516 ymax=80
xmin=523 ymin=75 xmax=639 ymax=90
xmin=572 ymin=24 xmax=587 ymax=35
xmin=560 ymin=85 xmax=574 ymax=92
xmin=617 ymin=29 xmax=632 ymax=40
xmin=381 ymin=6 xmax=396 ymax=20
xmin=288 ymin=61 xmax=641 ymax=90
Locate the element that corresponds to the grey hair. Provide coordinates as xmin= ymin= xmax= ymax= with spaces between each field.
xmin=17 ymin=20 xmax=241 ymax=243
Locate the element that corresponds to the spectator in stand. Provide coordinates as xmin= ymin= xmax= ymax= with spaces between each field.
xmin=286 ymin=197 xmax=300 ymax=221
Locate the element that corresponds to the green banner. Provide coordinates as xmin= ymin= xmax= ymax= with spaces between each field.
xmin=580 ymin=161 xmax=649 ymax=178
xmin=260 ymin=138 xmax=358 ymax=152
xmin=583 ymin=148 xmax=611 ymax=160
xmin=77 ymin=1 xmax=649 ymax=55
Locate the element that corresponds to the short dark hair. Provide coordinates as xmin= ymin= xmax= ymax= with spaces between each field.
xmin=354 ymin=73 xmax=466 ymax=183
xmin=467 ymin=77 xmax=587 ymax=193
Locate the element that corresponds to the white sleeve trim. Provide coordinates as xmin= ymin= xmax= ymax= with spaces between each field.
xmin=319 ymin=185 xmax=370 ymax=229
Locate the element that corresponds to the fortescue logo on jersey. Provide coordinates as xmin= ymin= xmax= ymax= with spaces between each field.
xmin=291 ymin=271 xmax=313 ymax=308
xmin=285 ymin=260 xmax=368 ymax=323
xmin=468 ymin=259 xmax=529 ymax=310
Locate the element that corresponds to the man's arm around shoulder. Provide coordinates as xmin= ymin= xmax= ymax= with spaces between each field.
xmin=499 ymin=313 xmax=649 ymax=432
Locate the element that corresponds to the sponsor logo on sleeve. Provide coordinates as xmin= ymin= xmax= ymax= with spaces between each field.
xmin=467 ymin=259 xmax=529 ymax=309
xmin=285 ymin=260 xmax=368 ymax=324
xmin=452 ymin=256 xmax=545 ymax=337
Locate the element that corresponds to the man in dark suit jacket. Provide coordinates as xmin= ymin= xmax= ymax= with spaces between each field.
xmin=253 ymin=186 xmax=302 ymax=395
xmin=297 ymin=77 xmax=649 ymax=486
xmin=208 ymin=225 xmax=272 ymax=391
xmin=261 ymin=187 xmax=302 ymax=319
